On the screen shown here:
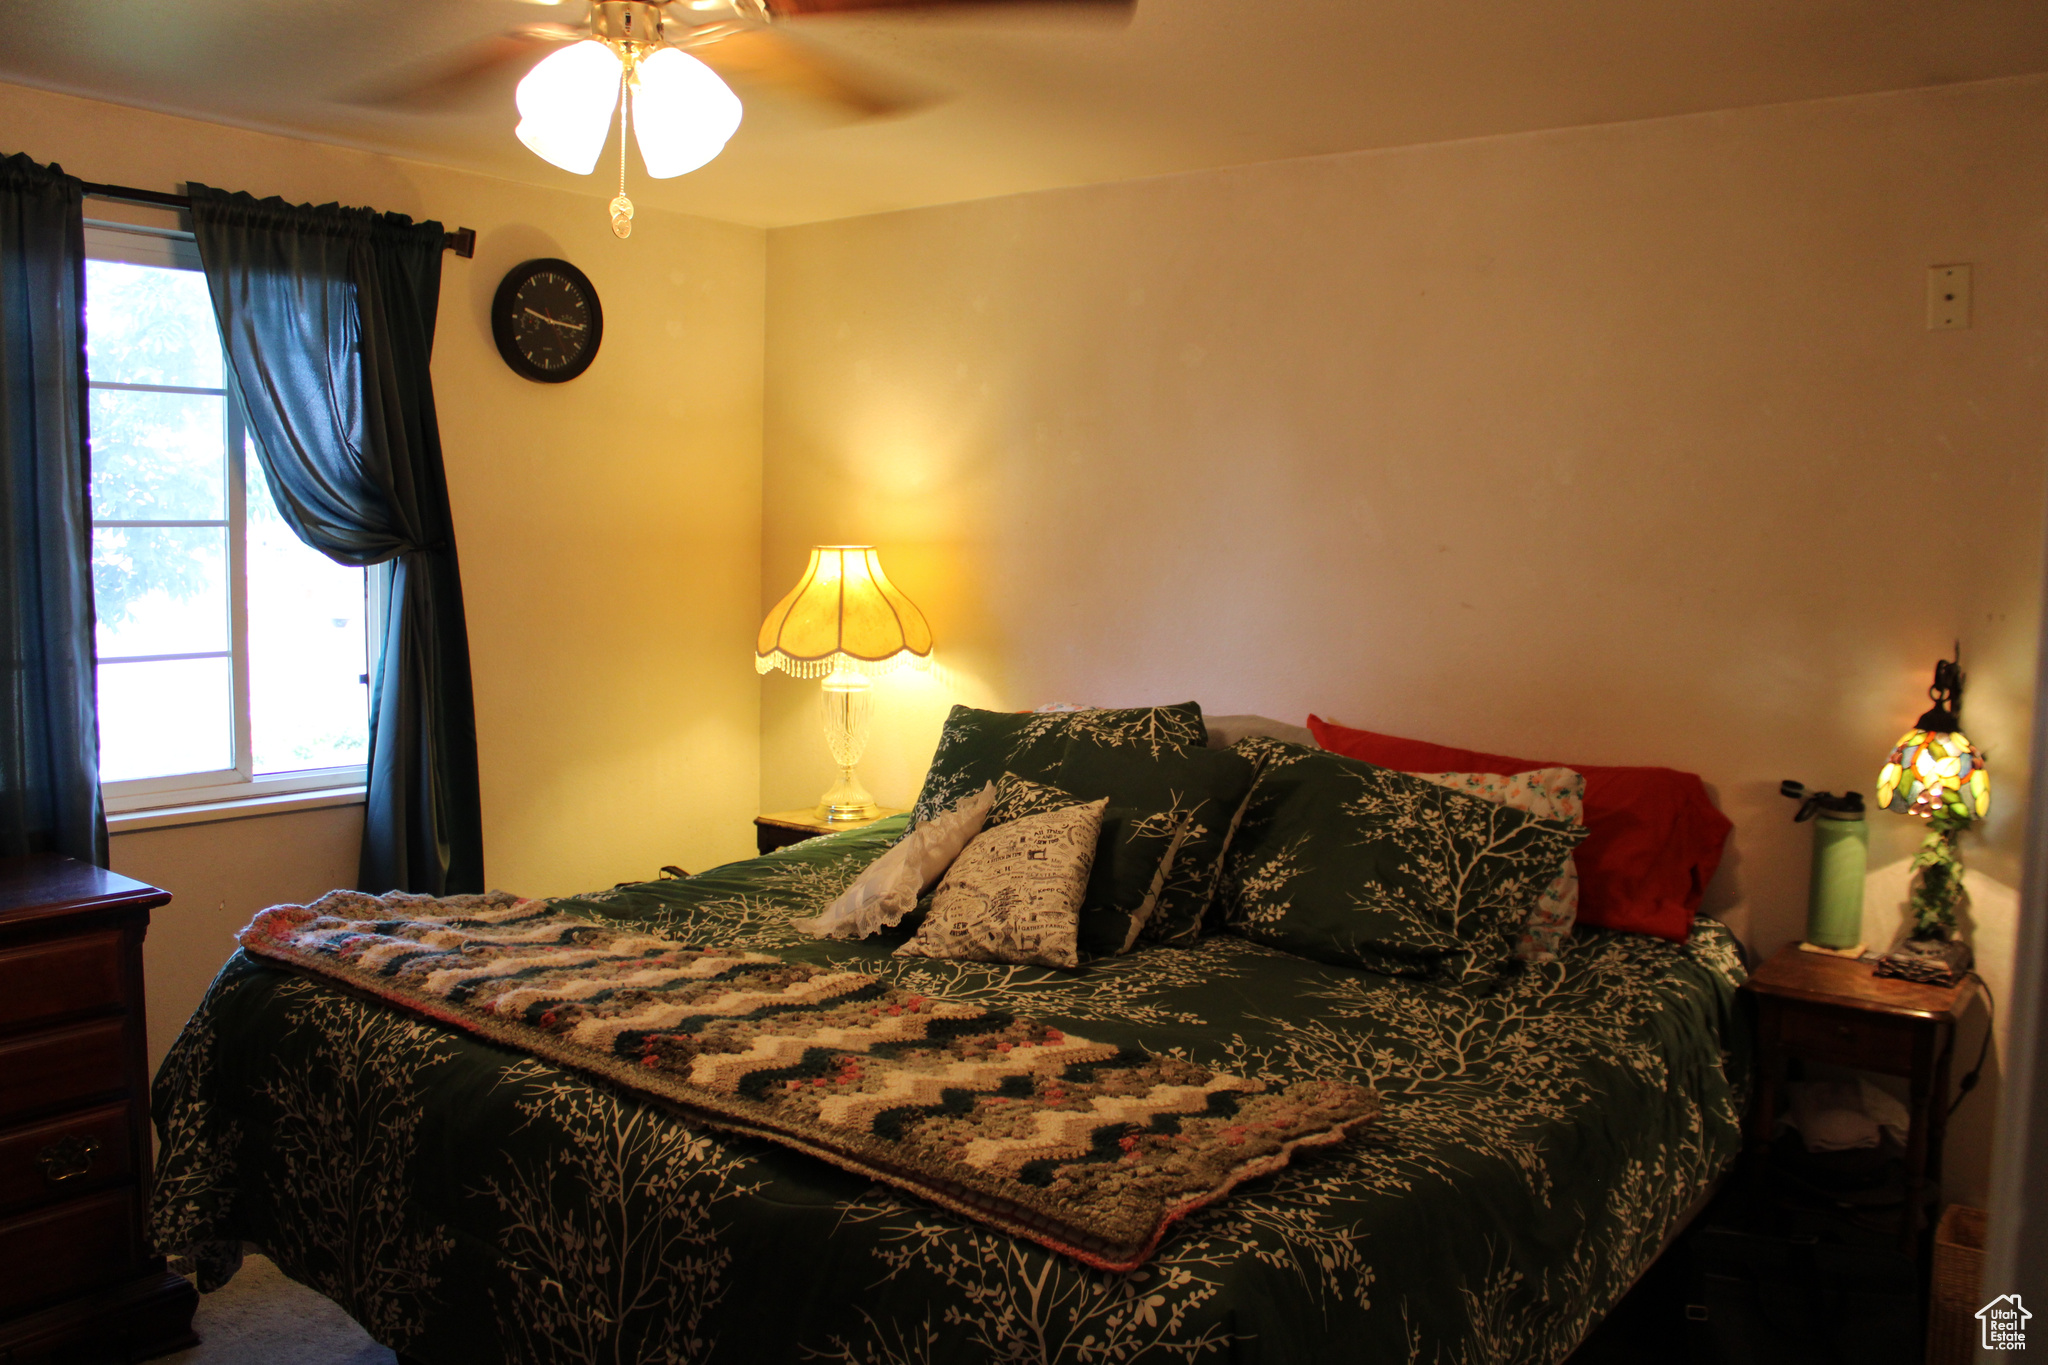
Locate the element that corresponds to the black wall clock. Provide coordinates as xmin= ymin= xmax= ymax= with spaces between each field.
xmin=491 ymin=258 xmax=603 ymax=383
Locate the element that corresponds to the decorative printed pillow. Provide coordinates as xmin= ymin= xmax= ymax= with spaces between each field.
xmin=897 ymin=799 xmax=1108 ymax=968
xmin=1218 ymin=738 xmax=1586 ymax=984
xmin=908 ymin=703 xmax=1207 ymax=826
xmin=1415 ymin=768 xmax=1584 ymax=963
xmin=797 ymin=782 xmax=996 ymax=940
xmin=983 ymin=772 xmax=1179 ymax=958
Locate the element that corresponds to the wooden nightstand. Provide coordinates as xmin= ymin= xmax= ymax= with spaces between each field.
xmin=1743 ymin=944 xmax=1978 ymax=1250
xmin=755 ymin=807 xmax=905 ymax=856
xmin=0 ymin=855 xmax=198 ymax=1362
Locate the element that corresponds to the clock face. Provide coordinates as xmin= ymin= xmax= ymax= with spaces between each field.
xmin=491 ymin=259 xmax=603 ymax=383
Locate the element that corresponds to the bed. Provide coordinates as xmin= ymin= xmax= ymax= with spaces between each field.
xmin=150 ymin=813 xmax=1750 ymax=1365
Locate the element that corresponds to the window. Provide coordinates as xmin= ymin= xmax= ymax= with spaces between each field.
xmin=85 ymin=222 xmax=378 ymax=810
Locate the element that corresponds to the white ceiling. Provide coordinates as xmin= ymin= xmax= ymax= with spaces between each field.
xmin=3 ymin=0 xmax=2046 ymax=228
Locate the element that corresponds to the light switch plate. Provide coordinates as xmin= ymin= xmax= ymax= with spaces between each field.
xmin=1928 ymin=264 xmax=1971 ymax=330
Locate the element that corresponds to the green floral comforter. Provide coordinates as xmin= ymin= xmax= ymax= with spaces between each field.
xmin=151 ymin=818 xmax=1750 ymax=1365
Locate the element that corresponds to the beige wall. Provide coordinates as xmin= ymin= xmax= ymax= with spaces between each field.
xmin=3 ymin=80 xmax=768 ymax=1050
xmin=110 ymin=808 xmax=362 ymax=1077
xmin=762 ymin=75 xmax=2048 ymax=1202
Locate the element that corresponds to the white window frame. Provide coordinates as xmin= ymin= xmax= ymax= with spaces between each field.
xmin=87 ymin=220 xmax=381 ymax=814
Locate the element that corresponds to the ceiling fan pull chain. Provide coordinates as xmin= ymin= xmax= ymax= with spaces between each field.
xmin=610 ymin=69 xmax=636 ymax=240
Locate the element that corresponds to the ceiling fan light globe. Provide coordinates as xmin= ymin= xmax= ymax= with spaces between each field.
xmin=514 ymin=39 xmax=624 ymax=175
xmin=630 ymin=46 xmax=743 ymax=178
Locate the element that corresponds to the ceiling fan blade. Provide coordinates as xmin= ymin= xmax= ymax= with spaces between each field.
xmin=763 ymin=0 xmax=1131 ymax=15
xmin=688 ymin=28 xmax=930 ymax=119
xmin=340 ymin=25 xmax=581 ymax=109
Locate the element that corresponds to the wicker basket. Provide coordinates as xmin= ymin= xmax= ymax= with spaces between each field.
xmin=1928 ymin=1204 xmax=1987 ymax=1365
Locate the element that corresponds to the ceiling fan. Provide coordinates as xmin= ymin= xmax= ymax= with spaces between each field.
xmin=362 ymin=0 xmax=1132 ymax=237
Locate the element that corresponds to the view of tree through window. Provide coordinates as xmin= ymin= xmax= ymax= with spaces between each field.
xmin=86 ymin=241 xmax=372 ymax=792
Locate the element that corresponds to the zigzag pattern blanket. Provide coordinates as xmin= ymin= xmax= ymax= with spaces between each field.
xmin=237 ymin=889 xmax=1380 ymax=1271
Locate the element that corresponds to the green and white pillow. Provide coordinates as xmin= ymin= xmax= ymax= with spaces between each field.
xmin=1042 ymin=734 xmax=1258 ymax=944
xmin=1415 ymin=767 xmax=1584 ymax=964
xmin=908 ymin=703 xmax=1207 ymax=826
xmin=986 ymin=771 xmax=1082 ymax=825
xmin=1217 ymin=738 xmax=1586 ymax=984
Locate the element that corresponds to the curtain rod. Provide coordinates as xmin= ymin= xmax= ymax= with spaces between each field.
xmin=79 ymin=181 xmax=477 ymax=259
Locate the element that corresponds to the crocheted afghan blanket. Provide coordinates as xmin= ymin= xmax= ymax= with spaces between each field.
xmin=237 ymin=890 xmax=1380 ymax=1271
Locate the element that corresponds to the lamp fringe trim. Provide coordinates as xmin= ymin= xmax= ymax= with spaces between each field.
xmin=758 ymin=651 xmax=932 ymax=680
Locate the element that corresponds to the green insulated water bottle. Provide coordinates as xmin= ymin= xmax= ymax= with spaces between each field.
xmin=1781 ymin=781 xmax=1868 ymax=950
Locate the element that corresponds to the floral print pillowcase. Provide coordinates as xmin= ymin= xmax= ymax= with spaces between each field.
xmin=1416 ymin=768 xmax=1585 ymax=963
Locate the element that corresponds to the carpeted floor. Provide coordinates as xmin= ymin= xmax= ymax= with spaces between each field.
xmin=158 ymin=1256 xmax=394 ymax=1365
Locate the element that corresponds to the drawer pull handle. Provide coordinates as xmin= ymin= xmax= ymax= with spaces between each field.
xmin=37 ymin=1136 xmax=100 ymax=1184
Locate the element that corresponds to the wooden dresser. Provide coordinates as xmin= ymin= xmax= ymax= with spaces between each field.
xmin=0 ymin=856 xmax=197 ymax=1363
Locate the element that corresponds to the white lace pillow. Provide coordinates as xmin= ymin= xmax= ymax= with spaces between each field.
xmin=1416 ymin=767 xmax=1584 ymax=963
xmin=796 ymin=782 xmax=995 ymax=940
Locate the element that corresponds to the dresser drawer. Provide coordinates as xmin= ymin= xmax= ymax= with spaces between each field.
xmin=0 ymin=1187 xmax=141 ymax=1318
xmin=0 ymin=929 xmax=124 ymax=1034
xmin=0 ymin=1019 xmax=129 ymax=1124
xmin=1777 ymin=1001 xmax=1921 ymax=1073
xmin=0 ymin=1103 xmax=134 ymax=1214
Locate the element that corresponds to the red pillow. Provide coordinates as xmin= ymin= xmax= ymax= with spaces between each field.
xmin=1306 ymin=716 xmax=1732 ymax=942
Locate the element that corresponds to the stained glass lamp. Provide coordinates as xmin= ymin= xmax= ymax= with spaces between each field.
xmin=1874 ymin=650 xmax=1986 ymax=980
xmin=1876 ymin=656 xmax=1990 ymax=822
xmin=756 ymin=547 xmax=933 ymax=821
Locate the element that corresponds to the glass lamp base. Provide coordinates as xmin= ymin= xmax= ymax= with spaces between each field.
xmin=817 ymin=670 xmax=878 ymax=821
xmin=817 ymin=766 xmax=879 ymax=823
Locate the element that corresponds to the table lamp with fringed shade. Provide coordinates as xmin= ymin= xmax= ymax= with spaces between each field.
xmin=756 ymin=547 xmax=933 ymax=821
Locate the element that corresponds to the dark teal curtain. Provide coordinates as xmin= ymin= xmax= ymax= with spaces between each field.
xmin=187 ymin=186 xmax=481 ymax=895
xmin=0 ymin=153 xmax=104 ymax=866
